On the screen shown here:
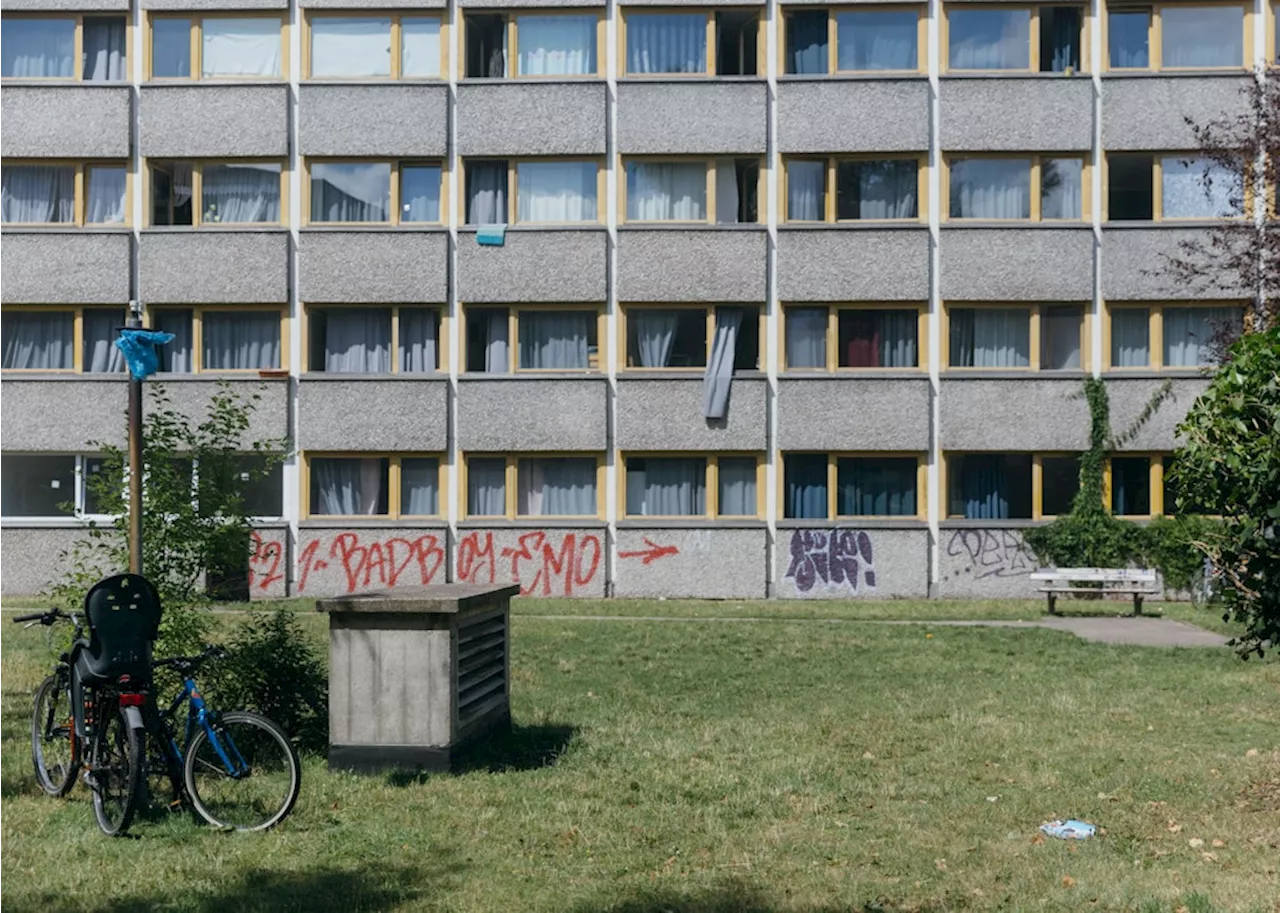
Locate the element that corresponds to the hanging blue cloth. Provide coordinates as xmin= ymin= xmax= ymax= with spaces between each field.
xmin=114 ymin=329 xmax=174 ymax=380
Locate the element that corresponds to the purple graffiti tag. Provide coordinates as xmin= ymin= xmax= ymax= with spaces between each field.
xmin=945 ymin=530 xmax=1033 ymax=579
xmin=785 ymin=529 xmax=877 ymax=596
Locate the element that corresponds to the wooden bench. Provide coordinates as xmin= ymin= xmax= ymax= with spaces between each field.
xmin=1029 ymin=568 xmax=1160 ymax=616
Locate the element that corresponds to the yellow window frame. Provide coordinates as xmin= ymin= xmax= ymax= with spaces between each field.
xmin=304 ymin=11 xmax=449 ymax=81
xmin=620 ymin=155 xmax=766 ymax=225
xmin=462 ymin=453 xmax=607 ymax=520
xmin=778 ymin=5 xmax=927 ymax=76
xmin=943 ymin=153 xmax=1093 ymax=222
xmin=143 ymin=304 xmax=290 ymax=373
xmin=146 ymin=12 xmax=289 ymax=81
xmin=1102 ymin=152 xmax=1251 ymax=222
xmin=778 ymin=303 xmax=930 ymax=372
xmin=943 ymin=3 xmax=1091 ymax=74
xmin=459 ymin=303 xmax=605 ymax=373
xmin=619 ymin=8 xmax=767 ymax=78
xmin=618 ymin=302 xmax=765 ymax=371
xmin=781 ymin=153 xmax=929 ymax=224
xmin=941 ymin=452 xmax=1033 ymax=520
xmin=1 ymin=159 xmax=133 ymax=228
xmin=0 ymin=304 xmax=133 ymax=374
xmin=302 ymin=452 xmax=447 ymax=520
xmin=143 ymin=158 xmax=288 ymax=228
xmin=621 ymin=452 xmax=765 ymax=520
xmin=779 ymin=451 xmax=928 ymax=522
xmin=1102 ymin=301 xmax=1246 ymax=370
xmin=1103 ymin=452 xmax=1164 ymax=518
xmin=1103 ymin=0 xmax=1253 ymax=72
xmin=462 ymin=10 xmax=604 ymax=79
xmin=460 ymin=157 xmax=606 ymax=226
xmin=1 ymin=14 xmax=134 ymax=82
xmin=304 ymin=158 xmax=447 ymax=227
xmin=943 ymin=302 xmax=1093 ymax=372
xmin=303 ymin=304 xmax=449 ymax=374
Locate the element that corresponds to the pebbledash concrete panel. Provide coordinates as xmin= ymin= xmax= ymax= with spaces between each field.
xmin=940 ymin=227 xmax=1093 ymax=301
xmin=940 ymin=76 xmax=1093 ymax=151
xmin=777 ymin=378 xmax=931 ymax=451
xmin=1102 ymin=75 xmax=1251 ymax=151
xmin=0 ymin=528 xmax=94 ymax=596
xmin=299 ymin=231 xmax=449 ymax=303
xmin=453 ymin=524 xmax=608 ymax=596
xmin=457 ymin=83 xmax=606 ymax=156
xmin=0 ymin=87 xmax=130 ymax=158
xmin=777 ymin=228 xmax=930 ymax=301
xmin=1 ymin=232 xmax=131 ymax=304
xmin=299 ymin=85 xmax=447 ymax=157
xmin=457 ymin=230 xmax=606 ymax=302
xmin=617 ymin=229 xmax=766 ymax=302
xmin=617 ymin=81 xmax=766 ymax=154
xmin=458 ymin=378 xmax=608 ymax=451
xmin=139 ymin=231 xmax=289 ymax=303
xmin=1 ymin=378 xmax=128 ymax=451
xmin=939 ymin=377 xmax=1090 ymax=451
xmin=937 ymin=524 xmax=1039 ymax=598
xmin=149 ymin=378 xmax=290 ymax=446
xmin=298 ymin=379 xmax=448 ymax=452
xmin=775 ymin=525 xmax=928 ymax=598
xmin=614 ymin=526 xmax=766 ymax=598
xmin=1106 ymin=377 xmax=1207 ymax=452
xmin=139 ymin=85 xmax=288 ymax=157
xmin=296 ymin=525 xmax=450 ymax=596
xmin=777 ymin=79 xmax=929 ymax=153
xmin=1101 ymin=227 xmax=1244 ymax=300
xmin=616 ymin=375 xmax=767 ymax=451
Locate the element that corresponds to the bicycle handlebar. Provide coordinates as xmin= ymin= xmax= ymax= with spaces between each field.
xmin=12 ymin=609 xmax=73 ymax=625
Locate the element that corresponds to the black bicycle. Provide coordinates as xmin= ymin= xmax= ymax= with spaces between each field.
xmin=16 ymin=608 xmax=84 ymax=798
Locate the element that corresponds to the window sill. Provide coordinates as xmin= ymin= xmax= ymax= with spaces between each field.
xmin=1101 ymin=220 xmax=1238 ymax=229
xmin=776 ymin=518 xmax=927 ymax=530
xmin=941 ymin=370 xmax=1089 ymax=379
xmin=618 ymin=75 xmax=765 ymax=84
xmin=1101 ymin=369 xmax=1210 ymax=379
xmin=300 ymin=224 xmax=447 ymax=233
xmin=1100 ymin=69 xmax=1251 ymax=79
xmin=300 ymin=517 xmax=447 ymax=529
xmin=458 ymin=224 xmax=604 ymax=233
xmin=301 ymin=372 xmax=447 ymax=381
xmin=456 ymin=518 xmax=606 ymax=529
xmin=939 ymin=221 xmax=1091 ymax=230
xmin=459 ymin=77 xmax=603 ymax=86
xmin=457 ymin=372 xmax=606 ymax=381
xmin=618 ymin=370 xmax=766 ymax=380
xmin=777 ymin=73 xmax=928 ymax=84
xmin=304 ymin=78 xmax=447 ymax=86
xmin=143 ymin=79 xmax=288 ymax=88
xmin=940 ymin=518 xmax=1045 ymax=529
xmin=779 ymin=221 xmax=927 ymax=232
xmin=617 ymin=518 xmax=765 ymax=529
xmin=1 ymin=373 xmax=128 ymax=381
xmin=140 ymin=225 xmax=288 ymax=234
xmin=939 ymin=71 xmax=1091 ymax=80
xmin=1 ymin=79 xmax=130 ymax=87
xmin=780 ymin=371 xmax=929 ymax=380
xmin=0 ymin=518 xmax=90 ymax=529
xmin=617 ymin=223 xmax=766 ymax=232
xmin=150 ymin=372 xmax=290 ymax=382
xmin=1 ymin=225 xmax=132 ymax=234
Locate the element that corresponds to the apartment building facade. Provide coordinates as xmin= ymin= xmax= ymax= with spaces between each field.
xmin=0 ymin=0 xmax=1264 ymax=600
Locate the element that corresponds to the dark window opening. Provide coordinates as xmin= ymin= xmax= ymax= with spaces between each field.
xmin=1111 ymin=456 xmax=1150 ymax=515
xmin=1041 ymin=455 xmax=1080 ymax=516
xmin=466 ymin=306 xmax=509 ymax=373
xmin=1039 ymin=6 xmax=1082 ymax=72
xmin=733 ymin=158 xmax=759 ymax=223
xmin=728 ymin=305 xmax=760 ymax=371
xmin=950 ymin=454 xmax=1033 ymax=519
xmin=1108 ymin=154 xmax=1154 ymax=220
xmin=151 ymin=161 xmax=193 ymax=226
xmin=716 ymin=11 xmax=758 ymax=75
xmin=784 ymin=453 xmax=828 ymax=519
xmin=466 ymin=14 xmax=506 ymax=77
xmin=626 ymin=309 xmax=707 ymax=368
xmin=838 ymin=309 xmax=918 ymax=368
xmin=785 ymin=9 xmax=828 ymax=74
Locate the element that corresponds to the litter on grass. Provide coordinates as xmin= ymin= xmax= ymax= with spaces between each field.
xmin=1040 ymin=820 xmax=1096 ymax=839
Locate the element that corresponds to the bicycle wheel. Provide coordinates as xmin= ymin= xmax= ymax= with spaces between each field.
xmin=184 ymin=711 xmax=300 ymax=832
xmin=90 ymin=704 xmax=143 ymax=837
xmin=30 ymin=675 xmax=80 ymax=797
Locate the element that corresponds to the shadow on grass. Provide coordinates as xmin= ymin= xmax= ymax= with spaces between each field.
xmin=570 ymin=882 xmax=942 ymax=913
xmin=385 ymin=722 xmax=578 ymax=786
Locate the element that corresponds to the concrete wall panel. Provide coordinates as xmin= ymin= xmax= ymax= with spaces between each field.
xmin=300 ymin=85 xmax=448 ymax=157
xmin=150 ymin=378 xmax=290 ymax=446
xmin=939 ymin=378 xmax=1090 ymax=451
xmin=299 ymin=231 xmax=449 ymax=303
xmin=937 ymin=525 xmax=1038 ymax=597
xmin=298 ymin=379 xmax=448 ymax=451
xmin=0 ymin=528 xmax=97 ymax=596
xmin=1101 ymin=228 xmax=1244 ymax=300
xmin=617 ymin=81 xmax=766 ymax=154
xmin=296 ymin=525 xmax=450 ymax=597
xmin=140 ymin=86 xmax=289 ymax=157
xmin=1103 ymin=75 xmax=1250 ymax=151
xmin=941 ymin=228 xmax=1094 ymax=301
xmin=617 ymin=229 xmax=766 ymax=302
xmin=458 ymin=82 xmax=606 ymax=156
xmin=458 ymin=230 xmax=606 ymax=302
xmin=1 ymin=232 xmax=131 ymax=304
xmin=614 ymin=526 xmax=766 ymax=597
xmin=1 ymin=87 xmax=130 ymax=157
xmin=777 ymin=79 xmax=929 ymax=153
xmin=775 ymin=526 xmax=928 ymax=598
xmin=940 ymin=77 xmax=1093 ymax=151
xmin=458 ymin=378 xmax=608 ymax=451
xmin=777 ymin=228 xmax=930 ymax=301
xmin=1 ymin=379 xmax=128 ymax=450
xmin=454 ymin=524 xmax=607 ymax=596
xmin=1106 ymin=377 xmax=1208 ymax=452
xmin=140 ymin=231 xmax=289 ymax=303
xmin=777 ymin=378 xmax=931 ymax=451
xmin=617 ymin=376 xmax=767 ymax=451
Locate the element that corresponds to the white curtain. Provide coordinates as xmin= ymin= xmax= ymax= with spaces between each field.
xmin=835 ymin=10 xmax=917 ymax=70
xmin=627 ymin=162 xmax=705 ymax=221
xmin=1162 ymin=6 xmax=1242 ymax=68
xmin=839 ymin=160 xmax=917 ymax=219
xmin=203 ymin=18 xmax=281 ymax=78
xmin=311 ymin=18 xmax=391 ymax=77
xmin=467 ymin=162 xmax=508 ymax=224
xmin=633 ymin=310 xmax=679 ymax=367
xmin=714 ymin=159 xmax=740 ymax=225
xmin=518 ymin=458 xmax=596 ymax=516
xmin=320 ymin=308 xmax=390 ymax=372
xmin=1164 ymin=306 xmax=1241 ymax=366
xmin=313 ymin=458 xmax=383 ymax=515
xmin=83 ymin=309 xmax=125 ymax=373
xmin=1041 ymin=306 xmax=1082 ymax=370
xmin=401 ymin=458 xmax=438 ymax=515
xmin=401 ymin=17 xmax=441 ymax=77
xmin=717 ymin=458 xmax=756 ymax=516
xmin=152 ymin=19 xmax=192 ymax=77
xmin=1 ymin=165 xmax=75 ymax=223
xmin=948 ymin=9 xmax=1030 ymax=69
xmin=787 ymin=160 xmax=825 ymax=220
xmin=1041 ymin=158 xmax=1083 ymax=219
xmin=1 ymin=311 xmax=73 ymax=369
xmin=627 ymin=13 xmax=706 ymax=73
xmin=311 ymin=162 xmax=390 ymax=223
xmin=786 ymin=308 xmax=827 ymax=368
xmin=1162 ymin=156 xmax=1239 ymax=218
xmin=627 ymin=458 xmax=706 ymax=516
xmin=86 ymin=167 xmax=127 ymax=224
xmin=950 ymin=159 xmax=1030 ymax=218
xmin=153 ymin=310 xmax=192 ymax=372
xmin=703 ymin=307 xmax=742 ymax=419
xmin=519 ymin=311 xmax=590 ymax=369
xmin=516 ymin=161 xmax=596 ymax=223
xmin=1111 ymin=309 xmax=1149 ymax=367
xmin=203 ymin=311 xmax=280 ymax=370
xmin=83 ymin=18 xmax=126 ymax=81
xmin=402 ymin=164 xmax=441 ymax=223
xmin=399 ymin=307 xmax=438 ymax=373
xmin=1 ymin=19 xmax=74 ymax=77
xmin=202 ymin=163 xmax=280 ymax=224
xmin=467 ymin=459 xmax=507 ymax=516
xmin=951 ymin=309 xmax=1030 ymax=367
xmin=517 ymin=14 xmax=596 ymax=75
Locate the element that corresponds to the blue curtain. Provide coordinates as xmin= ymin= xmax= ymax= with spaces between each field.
xmin=785 ymin=454 xmax=827 ymax=519
xmin=1042 ymin=6 xmax=1080 ymax=72
xmin=838 ymin=459 xmax=915 ymax=516
xmin=959 ymin=455 xmax=1008 ymax=520
xmin=786 ymin=10 xmax=828 ymax=74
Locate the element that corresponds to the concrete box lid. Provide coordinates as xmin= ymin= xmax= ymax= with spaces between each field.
xmin=316 ymin=583 xmax=521 ymax=614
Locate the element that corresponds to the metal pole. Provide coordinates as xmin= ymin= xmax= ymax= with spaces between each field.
xmin=126 ymin=302 xmax=143 ymax=574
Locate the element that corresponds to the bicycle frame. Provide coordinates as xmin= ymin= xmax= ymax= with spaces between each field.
xmin=156 ymin=678 xmax=250 ymax=781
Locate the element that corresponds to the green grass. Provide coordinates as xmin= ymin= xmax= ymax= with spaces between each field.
xmin=3 ymin=610 xmax=1277 ymax=913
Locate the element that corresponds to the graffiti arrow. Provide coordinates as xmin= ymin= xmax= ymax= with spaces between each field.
xmin=618 ymin=537 xmax=679 ymax=565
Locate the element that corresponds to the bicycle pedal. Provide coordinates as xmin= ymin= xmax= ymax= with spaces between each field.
xmin=167 ymin=799 xmax=186 ymax=813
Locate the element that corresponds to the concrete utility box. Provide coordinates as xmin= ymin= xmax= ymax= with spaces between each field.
xmin=317 ymin=583 xmax=519 ymax=772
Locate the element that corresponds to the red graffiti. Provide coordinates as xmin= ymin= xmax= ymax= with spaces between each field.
xmin=297 ymin=533 xmax=445 ymax=594
xmin=456 ymin=531 xmax=602 ymax=596
xmin=248 ymin=531 xmax=284 ymax=592
xmin=618 ymin=537 xmax=679 ymax=565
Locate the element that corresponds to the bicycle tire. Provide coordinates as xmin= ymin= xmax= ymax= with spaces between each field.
xmin=184 ymin=711 xmax=300 ymax=832
xmin=30 ymin=674 xmax=80 ymax=797
xmin=90 ymin=703 xmax=143 ymax=837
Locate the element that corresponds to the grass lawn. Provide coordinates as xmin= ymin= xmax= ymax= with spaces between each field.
xmin=2 ymin=607 xmax=1277 ymax=913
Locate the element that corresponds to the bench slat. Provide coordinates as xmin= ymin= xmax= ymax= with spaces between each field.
xmin=1037 ymin=587 xmax=1158 ymax=594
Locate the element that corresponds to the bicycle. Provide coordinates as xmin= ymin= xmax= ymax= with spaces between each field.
xmin=15 ymin=608 xmax=84 ymax=798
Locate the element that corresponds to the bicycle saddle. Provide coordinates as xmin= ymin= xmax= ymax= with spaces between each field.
xmin=73 ymin=573 xmax=163 ymax=686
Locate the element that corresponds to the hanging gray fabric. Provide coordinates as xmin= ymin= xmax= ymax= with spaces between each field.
xmin=702 ymin=307 xmax=742 ymax=419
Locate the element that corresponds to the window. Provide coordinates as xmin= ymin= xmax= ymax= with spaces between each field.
xmin=1106 ymin=154 xmax=1242 ymax=221
xmin=1 ymin=15 xmax=127 ymax=81
xmin=148 ymin=160 xmax=283 ymax=227
xmin=149 ymin=15 xmax=284 ymax=79
xmin=309 ymin=14 xmax=443 ymax=79
xmin=307 ymin=306 xmax=441 ymax=373
xmin=463 ymin=306 xmax=600 ymax=373
xmin=464 ymin=12 xmax=599 ymax=77
xmin=947 ymin=155 xmax=1086 ymax=221
xmin=948 ymin=303 xmax=1086 ymax=370
xmin=1107 ymin=303 xmax=1243 ymax=368
xmin=784 ymin=157 xmax=922 ymax=222
xmin=947 ymin=4 xmax=1083 ymax=72
xmin=624 ymin=305 xmax=760 ymax=370
xmin=463 ymin=159 xmax=601 ymax=225
xmin=784 ymin=7 xmax=923 ymax=74
xmin=308 ymin=160 xmax=442 ymax=225
xmin=782 ymin=453 xmax=923 ymax=520
xmin=1 ymin=162 xmax=128 ymax=226
xmin=1040 ymin=455 xmax=1081 ymax=517
xmin=624 ymin=158 xmax=761 ymax=223
xmin=624 ymin=10 xmax=759 ymax=76
xmin=147 ymin=306 xmax=285 ymax=372
xmin=1 ymin=307 xmax=126 ymax=373
xmin=947 ymin=454 xmax=1034 ymax=519
xmin=307 ymin=454 xmax=440 ymax=517
xmin=0 ymin=454 xmax=113 ymax=518
xmin=462 ymin=455 xmax=601 ymax=517
xmin=783 ymin=305 xmax=925 ymax=371
xmin=1110 ymin=456 xmax=1152 ymax=516
xmin=625 ymin=455 xmax=760 ymax=518
xmin=1107 ymin=3 xmax=1246 ymax=70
